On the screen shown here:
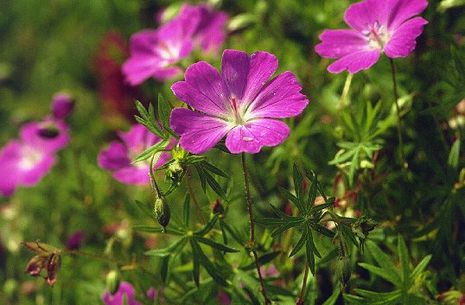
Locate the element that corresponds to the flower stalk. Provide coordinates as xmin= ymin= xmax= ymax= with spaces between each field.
xmin=241 ymin=153 xmax=271 ymax=305
xmin=389 ymin=59 xmax=407 ymax=169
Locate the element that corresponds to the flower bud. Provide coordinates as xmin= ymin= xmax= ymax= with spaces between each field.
xmin=154 ymin=198 xmax=170 ymax=229
xmin=106 ymin=270 xmax=121 ymax=295
xmin=212 ymin=199 xmax=224 ymax=215
xmin=166 ymin=161 xmax=184 ymax=185
xmin=51 ymin=93 xmax=75 ymax=120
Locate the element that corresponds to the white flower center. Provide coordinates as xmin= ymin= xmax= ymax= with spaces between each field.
xmin=362 ymin=21 xmax=390 ymax=50
xmin=19 ymin=146 xmax=43 ymax=170
xmin=227 ymin=97 xmax=252 ymax=127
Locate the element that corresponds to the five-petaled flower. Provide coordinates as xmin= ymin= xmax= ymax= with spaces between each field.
xmin=98 ymin=124 xmax=171 ymax=185
xmin=315 ymin=0 xmax=428 ymax=74
xmin=169 ymin=49 xmax=309 ymax=154
xmin=122 ymin=3 xmax=228 ymax=85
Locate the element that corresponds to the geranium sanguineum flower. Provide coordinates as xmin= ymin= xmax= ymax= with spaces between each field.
xmin=0 ymin=120 xmax=70 ymax=197
xmin=315 ymin=0 xmax=428 ymax=74
xmin=98 ymin=124 xmax=170 ymax=185
xmin=170 ymin=49 xmax=309 ymax=154
xmin=122 ymin=3 xmax=228 ymax=86
xmin=102 ymin=282 xmax=141 ymax=305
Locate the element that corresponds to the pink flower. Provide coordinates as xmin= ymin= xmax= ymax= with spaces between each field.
xmin=0 ymin=120 xmax=70 ymax=197
xmin=102 ymin=282 xmax=141 ymax=305
xmin=122 ymin=3 xmax=228 ymax=85
xmin=98 ymin=124 xmax=171 ymax=185
xmin=51 ymin=93 xmax=75 ymax=120
xmin=315 ymin=0 xmax=428 ymax=74
xmin=169 ymin=49 xmax=309 ymax=154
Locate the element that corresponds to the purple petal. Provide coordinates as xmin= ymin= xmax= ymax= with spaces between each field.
xmin=197 ymin=10 xmax=228 ymax=53
xmin=242 ymin=51 xmax=278 ymax=104
xmin=51 ymin=93 xmax=75 ymax=120
xmin=172 ymin=61 xmax=230 ymax=115
xmin=385 ymin=0 xmax=428 ymax=30
xmin=122 ymin=55 xmax=181 ymax=85
xmin=221 ymin=50 xmax=249 ymax=100
xmin=118 ymin=124 xmax=159 ymax=153
xmin=112 ymin=165 xmax=150 ymax=185
xmin=384 ymin=17 xmax=428 ymax=58
xmin=0 ymin=141 xmax=22 ymax=196
xmin=248 ymin=71 xmax=309 ymax=118
xmin=327 ymin=49 xmax=381 ymax=74
xmin=343 ymin=0 xmax=386 ymax=32
xmin=225 ymin=119 xmax=290 ymax=154
xmin=103 ymin=282 xmax=141 ymax=305
xmin=315 ymin=29 xmax=369 ymax=58
xmin=170 ymin=108 xmax=229 ymax=154
xmin=98 ymin=142 xmax=131 ymax=171
xmin=19 ymin=153 xmax=55 ymax=186
xmin=20 ymin=121 xmax=70 ymax=153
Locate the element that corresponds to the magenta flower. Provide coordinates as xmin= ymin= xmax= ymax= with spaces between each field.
xmin=170 ymin=49 xmax=309 ymax=154
xmin=122 ymin=16 xmax=194 ymax=85
xmin=315 ymin=0 xmax=428 ymax=74
xmin=98 ymin=124 xmax=171 ymax=185
xmin=178 ymin=3 xmax=228 ymax=54
xmin=122 ymin=3 xmax=228 ymax=85
xmin=102 ymin=282 xmax=141 ymax=305
xmin=51 ymin=93 xmax=75 ymax=120
xmin=0 ymin=120 xmax=70 ymax=197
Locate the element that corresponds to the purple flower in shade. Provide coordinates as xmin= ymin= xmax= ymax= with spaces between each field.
xmin=146 ymin=287 xmax=158 ymax=300
xmin=51 ymin=93 xmax=75 ymax=120
xmin=0 ymin=120 xmax=70 ymax=197
xmin=102 ymin=282 xmax=142 ymax=305
xmin=66 ymin=230 xmax=85 ymax=250
xmin=315 ymin=0 xmax=428 ymax=74
xmin=122 ymin=14 xmax=197 ymax=86
xmin=178 ymin=3 xmax=228 ymax=54
xmin=169 ymin=49 xmax=309 ymax=154
xmin=98 ymin=124 xmax=171 ymax=185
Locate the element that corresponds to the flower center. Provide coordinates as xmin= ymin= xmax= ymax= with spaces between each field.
xmin=19 ymin=146 xmax=43 ymax=170
xmin=229 ymin=97 xmax=247 ymax=126
xmin=362 ymin=21 xmax=389 ymax=50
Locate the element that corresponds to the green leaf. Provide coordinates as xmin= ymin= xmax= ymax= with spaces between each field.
xmin=279 ymin=187 xmax=304 ymax=212
xmin=145 ymin=237 xmax=187 ymax=257
xmin=134 ymin=200 xmax=152 ymax=218
xmin=448 ymin=139 xmax=461 ymax=169
xmin=410 ymin=255 xmax=432 ymax=280
xmin=183 ymin=194 xmax=190 ymax=227
xmin=201 ymin=161 xmax=229 ymax=178
xmin=322 ymin=288 xmax=341 ymax=305
xmin=358 ymin=263 xmax=399 ymax=285
xmin=157 ymin=94 xmax=171 ymax=131
xmin=293 ymin=164 xmax=306 ymax=209
xmin=397 ymin=236 xmax=410 ymax=287
xmin=289 ymin=229 xmax=307 ymax=257
xmin=190 ymin=239 xmax=228 ymax=286
xmin=160 ymin=256 xmax=169 ymax=283
xmin=242 ymin=251 xmax=281 ymax=271
xmin=306 ymin=237 xmax=316 ymax=274
xmin=132 ymin=140 xmax=169 ymax=163
xmin=366 ymin=241 xmax=402 ymax=285
xmin=195 ymin=236 xmax=239 ymax=253
xmin=311 ymin=223 xmax=335 ymax=238
xmin=133 ymin=225 xmax=184 ymax=236
xmin=194 ymin=215 xmax=219 ymax=236
xmin=271 ymin=219 xmax=303 ymax=237
xmin=190 ymin=239 xmax=200 ymax=287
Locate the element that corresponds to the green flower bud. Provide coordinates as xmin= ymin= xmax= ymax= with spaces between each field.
xmin=106 ymin=270 xmax=120 ymax=295
xmin=154 ymin=198 xmax=171 ymax=229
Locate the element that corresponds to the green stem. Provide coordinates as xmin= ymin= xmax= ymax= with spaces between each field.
xmin=186 ymin=168 xmax=206 ymax=224
xmin=339 ymin=73 xmax=353 ymax=109
xmin=296 ymin=263 xmax=310 ymax=305
xmin=149 ymin=154 xmax=162 ymax=198
xmin=241 ymin=153 xmax=271 ymax=305
xmin=389 ymin=59 xmax=407 ymax=169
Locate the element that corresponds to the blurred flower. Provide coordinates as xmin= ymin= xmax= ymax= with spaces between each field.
xmin=0 ymin=120 xmax=69 ymax=197
xmin=146 ymin=287 xmax=158 ymax=300
xmin=122 ymin=16 xmax=196 ymax=85
xmin=51 ymin=93 xmax=75 ymax=120
xmin=178 ymin=3 xmax=228 ymax=54
xmin=102 ymin=281 xmax=141 ymax=305
xmin=122 ymin=3 xmax=228 ymax=85
xmin=170 ymin=49 xmax=309 ymax=154
xmin=65 ymin=230 xmax=85 ymax=250
xmin=94 ymin=32 xmax=144 ymax=120
xmin=98 ymin=124 xmax=170 ymax=185
xmin=217 ymin=290 xmax=231 ymax=305
xmin=315 ymin=0 xmax=428 ymax=73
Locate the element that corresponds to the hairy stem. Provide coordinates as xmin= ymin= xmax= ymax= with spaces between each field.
xmin=186 ymin=168 xmax=206 ymax=224
xmin=389 ymin=59 xmax=407 ymax=169
xmin=296 ymin=263 xmax=310 ymax=305
xmin=241 ymin=153 xmax=271 ymax=305
xmin=339 ymin=73 xmax=353 ymax=109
